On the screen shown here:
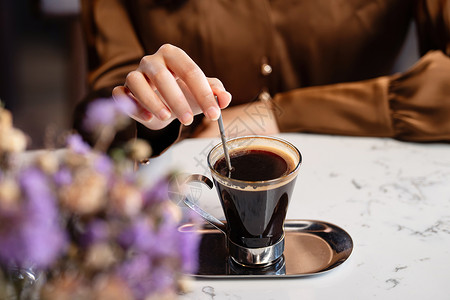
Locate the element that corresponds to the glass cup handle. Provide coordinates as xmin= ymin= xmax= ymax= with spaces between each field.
xmin=183 ymin=174 xmax=226 ymax=234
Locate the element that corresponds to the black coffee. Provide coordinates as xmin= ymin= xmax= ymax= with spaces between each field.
xmin=213 ymin=147 xmax=297 ymax=248
xmin=214 ymin=149 xmax=290 ymax=181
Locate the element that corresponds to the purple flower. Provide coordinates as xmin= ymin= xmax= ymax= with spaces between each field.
xmin=117 ymin=255 xmax=176 ymax=299
xmin=114 ymin=94 xmax=137 ymax=116
xmin=84 ymin=99 xmax=117 ymax=130
xmin=53 ymin=167 xmax=72 ymax=186
xmin=118 ymin=254 xmax=151 ymax=281
xmin=178 ymin=230 xmax=200 ymax=273
xmin=66 ymin=134 xmax=91 ymax=154
xmin=152 ymin=218 xmax=180 ymax=257
xmin=178 ymin=210 xmax=201 ymax=273
xmin=83 ymin=98 xmax=135 ymax=132
xmin=118 ymin=218 xmax=155 ymax=252
xmin=113 ymin=196 xmax=201 ymax=299
xmin=142 ymin=177 xmax=169 ymax=206
xmin=79 ymin=220 xmax=110 ymax=247
xmin=94 ymin=154 xmax=113 ymax=175
xmin=117 ymin=254 xmax=155 ymax=300
xmin=0 ymin=168 xmax=67 ymax=269
xmin=151 ymin=265 xmax=175 ymax=291
xmin=20 ymin=168 xmax=57 ymax=218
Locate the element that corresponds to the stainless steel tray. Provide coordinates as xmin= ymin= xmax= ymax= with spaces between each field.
xmin=178 ymin=219 xmax=353 ymax=278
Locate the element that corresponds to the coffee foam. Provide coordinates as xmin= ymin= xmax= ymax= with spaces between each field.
xmin=227 ymin=145 xmax=297 ymax=175
xmin=212 ymin=145 xmax=300 ymax=191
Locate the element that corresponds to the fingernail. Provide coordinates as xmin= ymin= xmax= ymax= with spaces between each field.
xmin=158 ymin=108 xmax=171 ymax=121
xmin=180 ymin=112 xmax=193 ymax=125
xmin=223 ymin=92 xmax=232 ymax=108
xmin=139 ymin=110 xmax=153 ymax=122
xmin=206 ymin=106 xmax=220 ymax=121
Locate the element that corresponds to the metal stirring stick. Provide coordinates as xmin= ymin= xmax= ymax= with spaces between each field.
xmin=215 ymin=96 xmax=233 ymax=175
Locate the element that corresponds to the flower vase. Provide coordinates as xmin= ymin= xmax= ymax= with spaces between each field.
xmin=3 ymin=267 xmax=44 ymax=300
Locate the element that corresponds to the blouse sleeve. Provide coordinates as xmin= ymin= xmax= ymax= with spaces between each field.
xmin=273 ymin=51 xmax=450 ymax=142
xmin=415 ymin=0 xmax=450 ymax=56
xmin=80 ymin=0 xmax=143 ymax=91
xmin=274 ymin=0 xmax=450 ymax=142
xmin=75 ymin=0 xmax=182 ymax=155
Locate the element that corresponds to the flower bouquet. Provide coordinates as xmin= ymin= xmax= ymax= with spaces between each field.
xmin=0 ymin=100 xmax=199 ymax=300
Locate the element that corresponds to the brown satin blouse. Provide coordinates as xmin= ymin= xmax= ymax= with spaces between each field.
xmin=78 ymin=0 xmax=450 ymax=154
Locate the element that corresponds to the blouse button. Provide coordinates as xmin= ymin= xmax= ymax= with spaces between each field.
xmin=258 ymin=90 xmax=272 ymax=102
xmin=261 ymin=63 xmax=272 ymax=76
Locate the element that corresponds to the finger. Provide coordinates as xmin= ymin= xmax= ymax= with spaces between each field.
xmin=139 ymin=54 xmax=194 ymax=125
xmin=177 ymin=77 xmax=232 ymax=114
xmin=175 ymin=78 xmax=201 ymax=113
xmin=112 ymin=86 xmax=153 ymax=122
xmin=207 ymin=78 xmax=232 ymax=109
xmin=158 ymin=44 xmax=220 ymax=121
xmin=125 ymin=71 xmax=171 ymax=121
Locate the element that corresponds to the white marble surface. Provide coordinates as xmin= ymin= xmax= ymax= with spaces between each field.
xmin=144 ymin=133 xmax=450 ymax=300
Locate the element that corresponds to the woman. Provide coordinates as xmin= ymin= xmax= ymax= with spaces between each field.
xmin=76 ymin=0 xmax=450 ymax=155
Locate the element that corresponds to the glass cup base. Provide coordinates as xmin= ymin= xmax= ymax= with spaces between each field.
xmin=228 ymin=235 xmax=285 ymax=267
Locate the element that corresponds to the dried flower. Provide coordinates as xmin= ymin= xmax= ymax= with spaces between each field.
xmin=176 ymin=275 xmax=195 ymax=294
xmin=83 ymin=242 xmax=118 ymax=271
xmin=36 ymin=151 xmax=59 ymax=174
xmin=40 ymin=273 xmax=91 ymax=300
xmin=143 ymin=177 xmax=170 ymax=205
xmin=66 ymin=134 xmax=91 ymax=155
xmin=0 ymin=128 xmax=27 ymax=154
xmin=93 ymin=153 xmax=114 ymax=175
xmin=0 ymin=99 xmax=200 ymax=300
xmin=0 ymin=106 xmax=13 ymax=130
xmin=118 ymin=217 xmax=155 ymax=252
xmin=0 ymin=168 xmax=67 ymax=269
xmin=59 ymin=168 xmax=107 ymax=215
xmin=0 ymin=178 xmax=20 ymax=209
xmin=160 ymin=200 xmax=182 ymax=224
xmin=116 ymin=254 xmax=154 ymax=300
xmin=124 ymin=139 xmax=153 ymax=161
xmin=109 ymin=180 xmax=143 ymax=216
xmin=178 ymin=228 xmax=200 ymax=274
xmin=79 ymin=220 xmax=110 ymax=247
xmin=91 ymin=275 xmax=134 ymax=300
xmin=53 ymin=167 xmax=72 ymax=186
xmin=83 ymin=98 xmax=134 ymax=133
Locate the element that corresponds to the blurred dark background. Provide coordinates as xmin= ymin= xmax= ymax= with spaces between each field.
xmin=0 ymin=0 xmax=86 ymax=149
xmin=0 ymin=0 xmax=419 ymax=150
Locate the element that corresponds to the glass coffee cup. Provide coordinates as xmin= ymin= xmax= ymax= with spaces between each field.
xmin=184 ymin=136 xmax=302 ymax=267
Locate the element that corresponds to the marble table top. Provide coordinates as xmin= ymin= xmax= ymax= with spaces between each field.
xmin=144 ymin=133 xmax=450 ymax=300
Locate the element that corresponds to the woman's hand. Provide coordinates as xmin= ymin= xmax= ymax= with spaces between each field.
xmin=112 ymin=44 xmax=232 ymax=130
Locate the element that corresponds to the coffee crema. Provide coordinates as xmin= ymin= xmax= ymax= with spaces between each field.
xmin=214 ymin=147 xmax=295 ymax=181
